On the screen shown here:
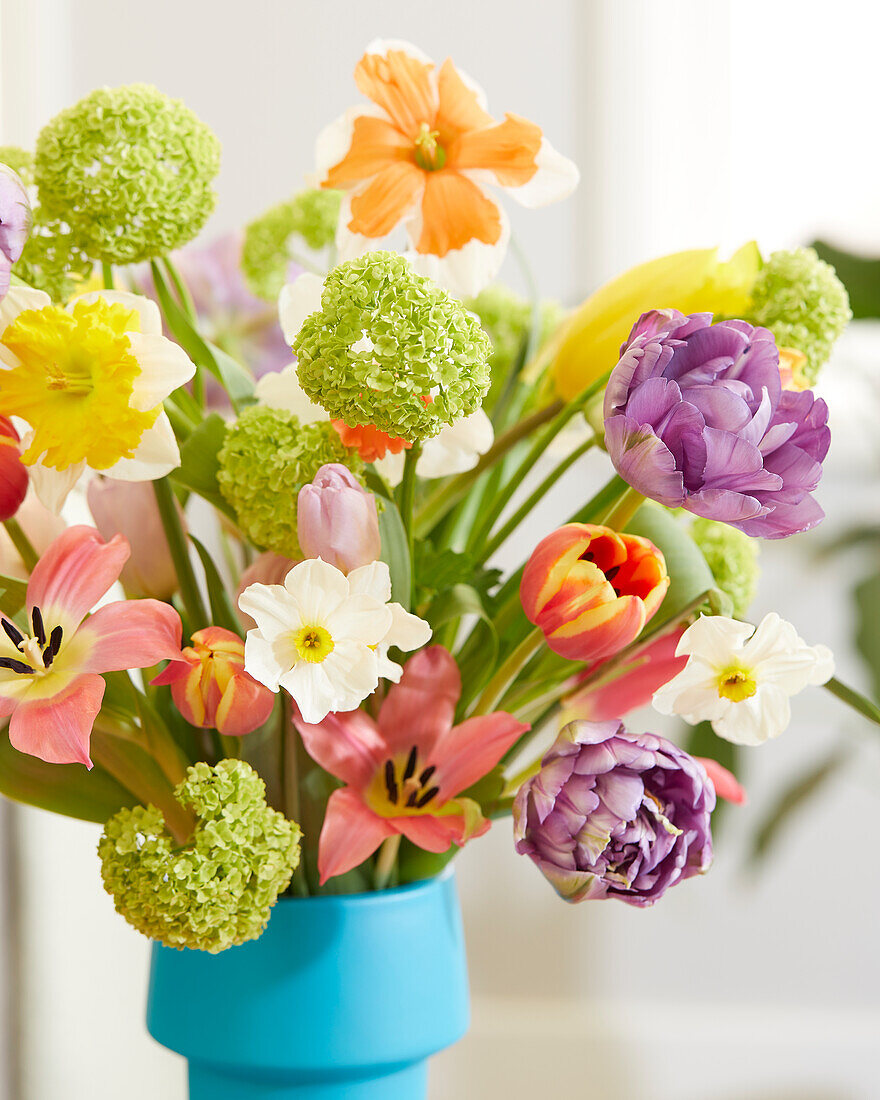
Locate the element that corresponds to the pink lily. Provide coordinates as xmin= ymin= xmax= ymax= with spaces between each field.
xmin=695 ymin=756 xmax=747 ymax=805
xmin=294 ymin=645 xmax=529 ymax=884
xmin=0 ymin=525 xmax=183 ymax=767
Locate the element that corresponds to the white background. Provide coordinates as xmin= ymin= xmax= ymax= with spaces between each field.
xmin=2 ymin=1 xmax=880 ymax=1097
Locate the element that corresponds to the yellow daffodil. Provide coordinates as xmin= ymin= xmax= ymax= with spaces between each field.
xmin=545 ymin=242 xmax=761 ymax=400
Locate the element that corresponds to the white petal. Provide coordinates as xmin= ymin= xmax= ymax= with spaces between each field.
xmin=239 ymin=583 xmax=301 ymax=640
xmin=322 ymin=639 xmax=381 ymax=705
xmin=28 ymin=459 xmax=86 ymax=514
xmin=374 ymin=450 xmax=405 ymax=487
xmin=502 ymin=138 xmax=580 ymax=209
xmin=376 ymin=646 xmax=405 ymax=683
xmin=0 ymin=286 xmax=51 ymax=333
xmin=675 ymin=615 xmax=755 ymax=664
xmin=403 ymin=202 xmax=510 ymax=299
xmin=255 ymin=362 xmax=329 ymax=423
xmin=807 ymin=644 xmax=835 ymax=685
xmin=278 ymin=272 xmax=325 ymax=345
xmin=103 ymin=411 xmax=180 ymax=482
xmin=346 ymin=560 xmax=392 ymax=603
xmin=713 ymin=686 xmax=791 ymax=746
xmin=325 ymin=595 xmax=392 ymax=647
xmin=280 ymin=660 xmax=337 ymax=724
xmin=652 ymin=661 xmax=719 ymax=716
xmin=126 ymin=332 xmax=196 ymax=411
xmin=242 ymin=630 xmax=285 ymax=691
xmin=738 ymin=612 xmax=800 ymax=665
xmin=417 ymin=409 xmax=494 ymax=478
xmin=284 ymin=557 xmax=350 ymax=621
xmin=384 ymin=602 xmax=432 ymax=652
xmin=74 ymin=290 xmax=162 ymax=335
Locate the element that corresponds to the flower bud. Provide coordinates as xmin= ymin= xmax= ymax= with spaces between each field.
xmin=152 ymin=627 xmax=275 ymax=737
xmin=521 ymin=523 xmax=668 ymax=662
xmin=87 ymin=478 xmax=179 ymax=599
xmin=0 ymin=417 xmax=28 ymax=521
xmin=297 ymin=463 xmax=380 ymax=573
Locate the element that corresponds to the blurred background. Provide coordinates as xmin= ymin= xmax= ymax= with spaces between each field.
xmin=2 ymin=1 xmax=880 ymax=1097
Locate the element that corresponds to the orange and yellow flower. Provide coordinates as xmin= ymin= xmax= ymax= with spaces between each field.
xmin=316 ymin=39 xmax=579 ymax=297
xmin=521 ymin=523 xmax=669 ymax=662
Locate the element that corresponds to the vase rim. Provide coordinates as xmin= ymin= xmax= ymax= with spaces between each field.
xmin=274 ymin=866 xmax=455 ymax=907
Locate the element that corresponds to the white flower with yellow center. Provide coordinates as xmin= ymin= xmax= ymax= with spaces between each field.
xmin=239 ymin=557 xmax=431 ymax=724
xmin=0 ymin=287 xmax=195 ymax=510
xmin=652 ymin=613 xmax=835 ymax=746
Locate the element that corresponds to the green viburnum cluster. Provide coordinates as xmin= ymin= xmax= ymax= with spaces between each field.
xmin=293 ymin=251 xmax=491 ymax=441
xmin=691 ymin=517 xmax=760 ymax=618
xmin=98 ymin=760 xmax=301 ymax=953
xmin=217 ymin=405 xmax=361 ymax=556
xmin=748 ymin=247 xmax=851 ymax=387
xmin=14 ymin=215 xmax=93 ymax=301
xmin=0 ymin=146 xmax=33 ymax=185
xmin=34 ymin=84 xmax=220 ymax=266
xmin=242 ymin=189 xmax=342 ymax=302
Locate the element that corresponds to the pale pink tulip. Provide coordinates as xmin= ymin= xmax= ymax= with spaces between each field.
xmin=87 ymin=478 xmax=179 ymax=599
xmin=297 ymin=463 xmax=380 ymax=574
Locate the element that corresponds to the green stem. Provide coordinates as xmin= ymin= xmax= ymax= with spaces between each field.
xmin=824 ymin=676 xmax=880 ymax=728
xmin=600 ymin=486 xmax=645 ymax=530
xmin=509 ymin=235 xmax=542 ymax=363
xmin=471 ymin=627 xmax=545 ymax=717
xmin=478 ymin=435 xmax=596 ymax=562
xmin=280 ymin=696 xmax=309 ymax=896
xmin=2 ymin=519 xmax=38 ymax=572
xmin=373 ymin=834 xmax=401 ymax=890
xmin=152 ymin=478 xmax=208 ymax=628
xmin=101 ymin=262 xmax=114 ymax=290
xmin=503 ymin=756 xmax=542 ymax=797
xmin=398 ymin=442 xmax=421 ymax=592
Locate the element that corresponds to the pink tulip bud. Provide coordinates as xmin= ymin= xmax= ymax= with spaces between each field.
xmin=87 ymin=479 xmax=179 ymax=600
xmin=297 ymin=463 xmax=380 ymax=573
xmin=152 ymin=627 xmax=275 ymax=737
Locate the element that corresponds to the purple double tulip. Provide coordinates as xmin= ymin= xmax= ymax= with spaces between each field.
xmin=514 ymin=719 xmax=714 ymax=907
xmin=0 ymin=164 xmax=31 ymax=300
xmin=603 ymin=310 xmax=830 ymax=538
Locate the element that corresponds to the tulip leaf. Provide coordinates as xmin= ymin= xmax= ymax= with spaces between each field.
xmin=854 ymin=571 xmax=880 ymax=702
xmin=189 ymin=534 xmax=244 ymax=636
xmin=0 ymin=724 xmax=136 ymax=823
xmin=0 ymin=573 xmax=27 ymax=618
xmin=811 ymin=240 xmax=880 ymax=319
xmin=626 ymin=504 xmax=715 ymax=622
xmin=173 ymin=412 xmax=235 ymax=519
xmin=376 ymin=495 xmax=411 ymax=610
xmin=397 ymin=838 xmax=459 ymax=885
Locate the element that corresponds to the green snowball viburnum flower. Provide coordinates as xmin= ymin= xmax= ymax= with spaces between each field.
xmin=98 ymin=760 xmax=301 ymax=953
xmin=217 ymin=405 xmax=361 ymax=556
xmin=34 ymin=84 xmax=221 ymax=266
xmin=293 ymin=251 xmax=491 ymax=441
xmin=13 ymin=209 xmax=93 ymax=301
xmin=0 ymin=146 xmax=33 ymax=186
xmin=242 ymin=189 xmax=342 ymax=303
xmin=691 ymin=517 xmax=760 ymax=618
xmin=748 ymin=247 xmax=851 ymax=387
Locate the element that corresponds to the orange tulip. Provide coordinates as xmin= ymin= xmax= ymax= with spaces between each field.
xmin=152 ymin=627 xmax=275 ymax=737
xmin=521 ymin=524 xmax=669 ymax=662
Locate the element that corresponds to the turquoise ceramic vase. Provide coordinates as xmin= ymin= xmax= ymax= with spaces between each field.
xmin=146 ymin=871 xmax=469 ymax=1099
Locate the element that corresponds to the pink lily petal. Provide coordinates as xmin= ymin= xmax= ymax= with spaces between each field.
xmin=377 ymin=645 xmax=461 ymax=756
xmin=431 ymin=713 xmax=530 ymax=797
xmin=8 ymin=673 xmax=105 ymax=767
xmin=27 ymin=526 xmax=129 ymax=635
xmin=393 ymin=812 xmax=472 ymax=853
xmin=294 ymin=707 xmax=388 ymax=788
xmin=318 ymin=787 xmax=395 ymax=884
xmin=151 ymin=655 xmax=195 ymax=686
xmin=696 ymin=756 xmax=747 ymax=805
xmin=76 ymin=600 xmax=183 ymax=673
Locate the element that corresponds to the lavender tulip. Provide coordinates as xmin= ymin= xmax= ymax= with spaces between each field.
xmin=514 ymin=719 xmax=714 ymax=906
xmin=0 ymin=164 xmax=31 ymax=300
xmin=297 ymin=464 xmax=380 ymax=573
xmin=603 ymin=310 xmax=830 ymax=538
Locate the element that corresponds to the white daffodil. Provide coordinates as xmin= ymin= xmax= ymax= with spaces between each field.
xmin=239 ymin=557 xmax=431 ymax=724
xmin=376 ymin=407 xmax=495 ymax=486
xmin=254 ymin=362 xmax=329 ymax=423
xmin=0 ymin=287 xmax=194 ymax=511
xmin=652 ymin=613 xmax=835 ymax=746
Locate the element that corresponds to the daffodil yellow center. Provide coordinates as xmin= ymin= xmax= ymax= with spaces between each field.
xmin=717 ymin=665 xmax=757 ymax=702
xmin=293 ymin=624 xmax=335 ymax=664
xmin=0 ymin=298 xmax=159 ymax=470
xmin=414 ymin=123 xmax=446 ymax=171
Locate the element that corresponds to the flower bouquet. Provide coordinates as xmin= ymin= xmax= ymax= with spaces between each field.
xmin=0 ymin=37 xmax=876 ymax=1099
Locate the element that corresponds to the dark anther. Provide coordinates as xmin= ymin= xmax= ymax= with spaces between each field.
xmin=605 ymin=565 xmax=620 ymax=582
xmin=31 ymin=607 xmax=46 ymax=646
xmin=418 ymin=765 xmax=436 ymax=786
xmin=2 ymin=619 xmax=24 ymax=650
xmin=403 ymin=745 xmax=418 ymax=782
xmin=384 ymin=760 xmax=399 ymax=804
xmin=416 ymin=786 xmax=440 ymax=809
xmin=579 ymin=550 xmax=595 ymax=562
xmin=0 ymin=656 xmax=34 ymax=675
xmin=43 ymin=626 xmax=63 ymax=667
xmin=405 ymin=790 xmax=419 ymax=808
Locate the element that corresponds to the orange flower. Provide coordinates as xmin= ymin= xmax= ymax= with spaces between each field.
xmin=332 ymin=420 xmax=412 ymax=463
xmin=521 ymin=524 xmax=669 ymax=662
xmin=316 ymin=39 xmax=579 ymax=296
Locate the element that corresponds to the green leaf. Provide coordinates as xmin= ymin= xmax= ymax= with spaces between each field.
xmin=854 ymin=571 xmax=880 ymax=701
xmin=460 ymin=764 xmax=505 ymax=808
xmin=414 ymin=542 xmax=501 ymax=602
xmin=680 ymin=720 xmax=740 ymax=838
xmin=189 ymin=534 xmax=243 ymax=635
xmin=397 ymin=837 xmax=458 ymax=885
xmin=0 ymin=573 xmax=28 ymax=618
xmin=0 ymin=724 xmax=136 ymax=822
xmin=626 ymin=503 xmax=716 ymax=621
xmin=811 ymin=240 xmax=880 ymax=319
xmin=172 ymin=412 xmax=235 ymax=518
xmin=377 ymin=494 xmax=411 ymax=610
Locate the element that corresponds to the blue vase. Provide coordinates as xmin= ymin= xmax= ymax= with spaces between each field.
xmin=146 ymin=871 xmax=469 ymax=1099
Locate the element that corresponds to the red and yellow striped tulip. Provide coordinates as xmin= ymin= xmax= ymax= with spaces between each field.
xmin=521 ymin=524 xmax=669 ymax=662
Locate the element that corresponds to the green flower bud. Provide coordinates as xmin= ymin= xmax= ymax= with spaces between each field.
xmin=293 ymin=251 xmax=491 ymax=441
xmin=691 ymin=517 xmax=760 ymax=618
xmin=34 ymin=84 xmax=221 ymax=265
xmin=748 ymin=247 xmax=851 ymax=386
xmin=217 ymin=406 xmax=360 ymax=556
xmin=98 ymin=760 xmax=301 ymax=953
